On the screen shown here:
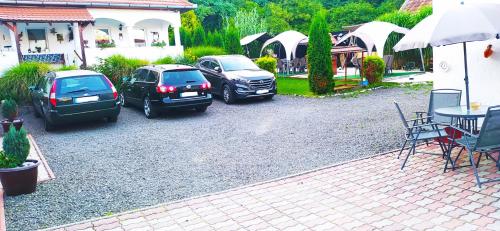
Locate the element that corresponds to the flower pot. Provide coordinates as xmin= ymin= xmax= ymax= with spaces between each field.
xmin=1 ymin=119 xmax=12 ymax=133
xmin=1 ymin=119 xmax=23 ymax=133
xmin=12 ymin=118 xmax=24 ymax=131
xmin=0 ymin=160 xmax=40 ymax=196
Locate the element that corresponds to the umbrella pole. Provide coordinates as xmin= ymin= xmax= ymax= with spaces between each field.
xmin=463 ymin=42 xmax=471 ymax=110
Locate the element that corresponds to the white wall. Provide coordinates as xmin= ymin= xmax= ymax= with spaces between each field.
xmin=85 ymin=46 xmax=183 ymax=66
xmin=433 ymin=0 xmax=500 ymax=107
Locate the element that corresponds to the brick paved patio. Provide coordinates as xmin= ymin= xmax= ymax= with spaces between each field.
xmin=44 ymin=145 xmax=500 ymax=231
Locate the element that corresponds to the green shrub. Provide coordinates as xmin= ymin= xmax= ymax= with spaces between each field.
xmin=1 ymin=99 xmax=18 ymax=121
xmin=151 ymin=41 xmax=167 ymax=48
xmin=224 ymin=24 xmax=243 ymax=54
xmin=211 ymin=31 xmax=225 ymax=48
xmin=192 ymin=26 xmax=206 ymax=46
xmin=153 ymin=56 xmax=176 ymax=65
xmin=255 ymin=56 xmax=277 ymax=76
xmin=0 ymin=62 xmax=51 ymax=103
xmin=91 ymin=55 xmax=149 ymax=89
xmin=180 ymin=27 xmax=192 ymax=48
xmin=184 ymin=46 xmax=226 ymax=64
xmin=57 ymin=65 xmax=79 ymax=71
xmin=307 ymin=13 xmax=333 ymax=94
xmin=1 ymin=126 xmax=30 ymax=168
xmin=363 ymin=55 xmax=386 ymax=84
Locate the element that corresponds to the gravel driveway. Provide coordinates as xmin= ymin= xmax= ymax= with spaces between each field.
xmin=5 ymin=88 xmax=427 ymax=230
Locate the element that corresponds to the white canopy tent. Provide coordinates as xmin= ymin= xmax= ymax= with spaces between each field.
xmin=336 ymin=21 xmax=410 ymax=57
xmin=240 ymin=32 xmax=270 ymax=46
xmin=260 ymin=30 xmax=307 ymax=61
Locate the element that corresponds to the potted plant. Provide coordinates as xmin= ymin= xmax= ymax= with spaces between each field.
xmin=1 ymin=99 xmax=23 ymax=133
xmin=0 ymin=126 xmax=39 ymax=196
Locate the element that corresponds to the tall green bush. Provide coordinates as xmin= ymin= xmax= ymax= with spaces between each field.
xmin=0 ymin=62 xmax=51 ymax=103
xmin=212 ymin=31 xmax=225 ymax=48
xmin=1 ymin=99 xmax=18 ymax=121
xmin=363 ymin=55 xmax=386 ymax=84
xmin=255 ymin=56 xmax=277 ymax=76
xmin=0 ymin=126 xmax=30 ymax=168
xmin=192 ymin=26 xmax=207 ymax=46
xmin=180 ymin=27 xmax=192 ymax=48
xmin=224 ymin=24 xmax=243 ymax=54
xmin=91 ymin=55 xmax=149 ymax=89
xmin=184 ymin=46 xmax=226 ymax=64
xmin=307 ymin=13 xmax=333 ymax=94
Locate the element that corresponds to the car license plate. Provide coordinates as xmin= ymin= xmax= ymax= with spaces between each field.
xmin=256 ymin=89 xmax=269 ymax=94
xmin=74 ymin=96 xmax=99 ymax=103
xmin=181 ymin=92 xmax=198 ymax=97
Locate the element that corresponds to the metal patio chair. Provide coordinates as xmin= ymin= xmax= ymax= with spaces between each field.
xmin=384 ymin=55 xmax=394 ymax=75
xmin=451 ymin=105 xmax=500 ymax=188
xmin=394 ymin=101 xmax=448 ymax=170
xmin=416 ymin=89 xmax=462 ymax=126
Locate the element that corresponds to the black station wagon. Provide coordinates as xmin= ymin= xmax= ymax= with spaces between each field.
xmin=29 ymin=70 xmax=121 ymax=131
xmin=120 ymin=65 xmax=213 ymax=118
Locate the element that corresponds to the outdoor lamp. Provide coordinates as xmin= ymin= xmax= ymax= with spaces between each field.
xmin=484 ymin=44 xmax=493 ymax=58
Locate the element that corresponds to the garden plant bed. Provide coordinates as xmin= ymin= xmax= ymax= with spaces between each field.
xmin=6 ymin=88 xmax=427 ymax=230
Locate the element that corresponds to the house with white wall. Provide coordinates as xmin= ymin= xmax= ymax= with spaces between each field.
xmin=0 ymin=0 xmax=196 ymax=73
xmin=433 ymin=0 xmax=500 ymax=107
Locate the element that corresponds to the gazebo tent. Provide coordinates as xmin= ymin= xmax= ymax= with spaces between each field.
xmin=336 ymin=21 xmax=410 ymax=57
xmin=260 ymin=30 xmax=307 ymax=61
xmin=240 ymin=32 xmax=272 ymax=46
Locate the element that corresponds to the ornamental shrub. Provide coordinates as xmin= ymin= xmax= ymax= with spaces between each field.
xmin=180 ymin=27 xmax=192 ymax=48
xmin=0 ymin=62 xmax=51 ymax=103
xmin=192 ymin=26 xmax=207 ymax=46
xmin=1 ymin=126 xmax=30 ymax=168
xmin=307 ymin=13 xmax=333 ymax=94
xmin=363 ymin=55 xmax=386 ymax=84
xmin=184 ymin=46 xmax=226 ymax=64
xmin=255 ymin=56 xmax=277 ymax=76
xmin=153 ymin=56 xmax=176 ymax=65
xmin=211 ymin=31 xmax=225 ymax=48
xmin=91 ymin=55 xmax=149 ymax=90
xmin=1 ymin=99 xmax=18 ymax=121
xmin=224 ymin=24 xmax=243 ymax=54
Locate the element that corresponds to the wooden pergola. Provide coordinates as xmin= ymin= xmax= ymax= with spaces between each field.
xmin=331 ymin=46 xmax=367 ymax=90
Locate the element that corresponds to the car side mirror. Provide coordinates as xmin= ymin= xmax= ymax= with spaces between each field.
xmin=214 ymin=67 xmax=222 ymax=73
xmin=122 ymin=76 xmax=130 ymax=82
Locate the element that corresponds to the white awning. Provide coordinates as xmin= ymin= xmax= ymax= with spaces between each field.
xmin=260 ymin=30 xmax=307 ymax=60
xmin=336 ymin=21 xmax=409 ymax=57
xmin=240 ymin=32 xmax=269 ymax=46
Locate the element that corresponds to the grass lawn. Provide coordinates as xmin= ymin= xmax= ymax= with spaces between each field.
xmin=276 ymin=77 xmax=431 ymax=97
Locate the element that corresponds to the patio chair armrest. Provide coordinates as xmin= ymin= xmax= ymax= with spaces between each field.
xmin=406 ymin=116 xmax=432 ymax=123
xmin=449 ymin=125 xmax=478 ymax=138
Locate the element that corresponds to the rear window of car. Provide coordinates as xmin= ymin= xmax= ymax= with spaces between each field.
xmin=162 ymin=70 xmax=206 ymax=85
xmin=58 ymin=75 xmax=109 ymax=94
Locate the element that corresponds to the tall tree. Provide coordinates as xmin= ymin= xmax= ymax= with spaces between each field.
xmin=234 ymin=8 xmax=267 ymax=37
xmin=307 ymin=13 xmax=333 ymax=94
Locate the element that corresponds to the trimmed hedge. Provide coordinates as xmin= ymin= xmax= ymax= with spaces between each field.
xmin=91 ymin=55 xmax=149 ymax=89
xmin=363 ymin=55 xmax=386 ymax=84
xmin=255 ymin=56 xmax=277 ymax=76
xmin=184 ymin=46 xmax=226 ymax=64
xmin=0 ymin=62 xmax=51 ymax=103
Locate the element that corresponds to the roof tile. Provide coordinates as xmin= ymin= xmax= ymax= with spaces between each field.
xmin=400 ymin=0 xmax=432 ymax=12
xmin=0 ymin=6 xmax=94 ymax=22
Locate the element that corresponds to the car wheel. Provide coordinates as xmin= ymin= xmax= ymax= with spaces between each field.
xmin=108 ymin=116 xmax=118 ymax=123
xmin=33 ymin=105 xmax=41 ymax=118
xmin=44 ymin=115 xmax=54 ymax=132
xmin=120 ymin=92 xmax=129 ymax=107
xmin=195 ymin=106 xmax=208 ymax=113
xmin=223 ymin=84 xmax=235 ymax=104
xmin=143 ymin=97 xmax=157 ymax=119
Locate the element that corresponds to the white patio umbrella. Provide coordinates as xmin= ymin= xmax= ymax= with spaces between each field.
xmin=394 ymin=2 xmax=500 ymax=110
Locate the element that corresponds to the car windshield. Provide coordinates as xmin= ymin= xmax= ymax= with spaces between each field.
xmin=219 ymin=57 xmax=260 ymax=71
xmin=58 ymin=75 xmax=109 ymax=95
xmin=162 ymin=70 xmax=206 ymax=85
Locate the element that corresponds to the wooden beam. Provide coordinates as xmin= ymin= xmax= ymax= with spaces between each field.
xmin=12 ymin=22 xmax=22 ymax=63
xmin=78 ymin=22 xmax=87 ymax=68
xmin=1 ymin=22 xmax=15 ymax=32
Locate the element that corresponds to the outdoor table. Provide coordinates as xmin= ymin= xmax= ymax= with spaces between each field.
xmin=435 ymin=105 xmax=489 ymax=171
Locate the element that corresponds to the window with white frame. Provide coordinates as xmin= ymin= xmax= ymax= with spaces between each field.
xmin=27 ymin=29 xmax=48 ymax=53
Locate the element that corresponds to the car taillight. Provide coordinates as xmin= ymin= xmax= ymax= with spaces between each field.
xmin=201 ymin=82 xmax=211 ymax=90
xmin=103 ymin=76 xmax=118 ymax=100
xmin=49 ymin=81 xmax=57 ymax=107
xmin=156 ymin=84 xmax=176 ymax=94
